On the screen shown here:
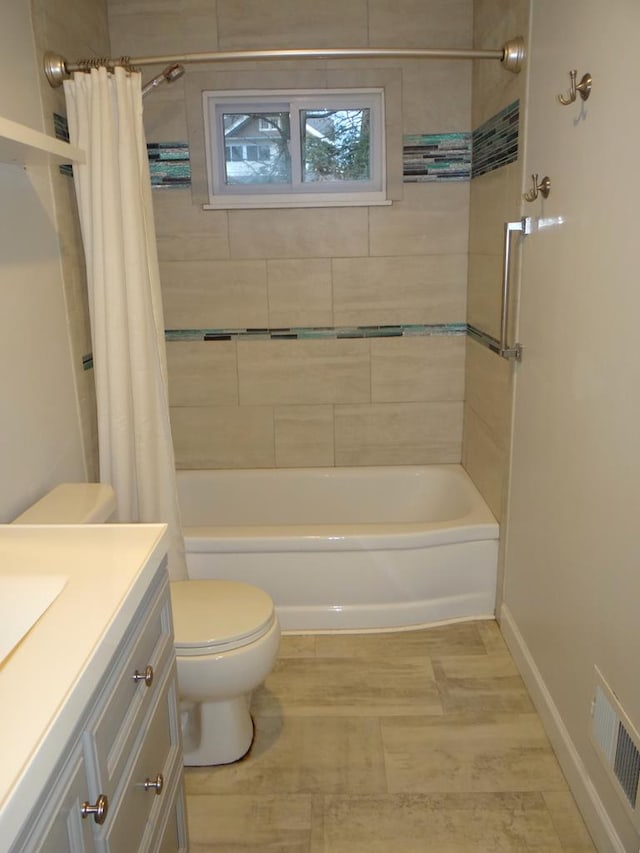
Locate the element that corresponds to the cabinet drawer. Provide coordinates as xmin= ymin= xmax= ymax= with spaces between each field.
xmin=100 ymin=673 xmax=181 ymax=853
xmin=85 ymin=580 xmax=173 ymax=799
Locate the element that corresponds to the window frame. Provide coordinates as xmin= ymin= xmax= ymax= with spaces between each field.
xmin=202 ymin=88 xmax=389 ymax=209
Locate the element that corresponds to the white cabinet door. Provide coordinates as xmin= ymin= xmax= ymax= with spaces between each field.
xmin=34 ymin=749 xmax=96 ymax=853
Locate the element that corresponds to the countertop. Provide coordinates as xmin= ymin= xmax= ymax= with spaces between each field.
xmin=0 ymin=523 xmax=168 ymax=845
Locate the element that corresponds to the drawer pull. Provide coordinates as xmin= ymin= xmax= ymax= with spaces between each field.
xmin=81 ymin=794 xmax=109 ymax=825
xmin=132 ymin=665 xmax=154 ymax=687
xmin=143 ymin=773 xmax=164 ymax=795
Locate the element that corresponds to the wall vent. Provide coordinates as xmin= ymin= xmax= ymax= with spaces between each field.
xmin=591 ymin=667 xmax=640 ymax=828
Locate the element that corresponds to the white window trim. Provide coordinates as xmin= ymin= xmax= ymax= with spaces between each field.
xmin=202 ymin=88 xmax=390 ymax=210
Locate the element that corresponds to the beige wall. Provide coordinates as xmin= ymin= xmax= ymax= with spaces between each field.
xmin=462 ymin=0 xmax=530 ymax=519
xmin=502 ymin=2 xmax=640 ymax=849
xmin=108 ymin=0 xmax=472 ymax=469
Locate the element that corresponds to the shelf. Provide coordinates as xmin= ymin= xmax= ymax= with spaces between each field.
xmin=0 ymin=115 xmax=85 ymax=165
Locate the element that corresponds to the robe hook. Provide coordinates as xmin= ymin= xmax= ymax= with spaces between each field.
xmin=523 ymin=174 xmax=551 ymax=203
xmin=558 ymin=70 xmax=592 ymax=105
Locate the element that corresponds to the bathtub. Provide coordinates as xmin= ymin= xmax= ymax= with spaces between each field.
xmin=177 ymin=464 xmax=499 ymax=632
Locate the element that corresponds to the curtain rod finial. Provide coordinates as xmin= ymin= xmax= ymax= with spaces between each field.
xmin=502 ymin=37 xmax=525 ymax=73
xmin=43 ymin=52 xmax=69 ymax=87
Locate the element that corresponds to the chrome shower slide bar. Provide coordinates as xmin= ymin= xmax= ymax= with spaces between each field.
xmin=42 ymin=37 xmax=525 ymax=87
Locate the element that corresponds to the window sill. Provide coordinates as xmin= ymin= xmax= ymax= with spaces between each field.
xmin=203 ymin=195 xmax=392 ymax=210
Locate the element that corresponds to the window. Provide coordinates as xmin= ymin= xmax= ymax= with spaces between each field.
xmin=203 ymin=89 xmax=388 ymax=209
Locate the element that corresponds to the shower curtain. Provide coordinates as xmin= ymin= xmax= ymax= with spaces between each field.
xmin=64 ymin=66 xmax=187 ymax=581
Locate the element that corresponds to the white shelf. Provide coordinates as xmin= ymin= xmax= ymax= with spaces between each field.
xmin=0 ymin=115 xmax=85 ymax=165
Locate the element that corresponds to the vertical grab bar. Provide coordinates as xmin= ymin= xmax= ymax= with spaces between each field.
xmin=499 ymin=216 xmax=530 ymax=361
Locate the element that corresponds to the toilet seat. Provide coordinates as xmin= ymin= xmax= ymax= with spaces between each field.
xmin=171 ymin=580 xmax=276 ymax=655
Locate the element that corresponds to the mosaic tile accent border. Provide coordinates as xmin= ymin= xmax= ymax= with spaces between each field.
xmin=53 ymin=112 xmax=73 ymax=177
xmin=472 ymin=100 xmax=519 ymax=179
xmin=403 ymin=133 xmax=471 ymax=182
xmin=165 ymin=323 xmax=467 ymax=342
xmin=148 ymin=143 xmax=191 ymax=188
xmin=82 ymin=353 xmax=94 ymax=371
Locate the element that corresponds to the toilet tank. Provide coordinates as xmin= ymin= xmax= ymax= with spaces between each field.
xmin=12 ymin=484 xmax=117 ymax=524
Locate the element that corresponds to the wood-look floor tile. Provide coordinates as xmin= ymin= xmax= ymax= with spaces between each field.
xmin=253 ymin=656 xmax=443 ymax=717
xmin=309 ymin=792 xmax=565 ymax=852
xmin=278 ymin=634 xmax=317 ymax=658
xmin=542 ymin=792 xmax=597 ymax=852
xmin=313 ymin=621 xmax=488 ymax=659
xmin=185 ymin=716 xmax=387 ymax=795
xmin=381 ymin=713 xmax=567 ymax=793
xmin=186 ymin=793 xmax=312 ymax=851
xmin=433 ymin=655 xmax=535 ymax=713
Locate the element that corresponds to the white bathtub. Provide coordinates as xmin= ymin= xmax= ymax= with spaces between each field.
xmin=177 ymin=464 xmax=499 ymax=632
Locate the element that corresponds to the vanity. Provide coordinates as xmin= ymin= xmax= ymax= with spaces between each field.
xmin=0 ymin=524 xmax=188 ymax=852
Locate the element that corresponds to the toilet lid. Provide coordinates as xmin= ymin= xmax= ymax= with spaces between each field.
xmin=170 ymin=580 xmax=276 ymax=654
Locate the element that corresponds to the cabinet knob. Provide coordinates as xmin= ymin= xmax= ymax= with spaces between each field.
xmin=143 ymin=773 xmax=164 ymax=795
xmin=81 ymin=794 xmax=109 ymax=825
xmin=132 ymin=665 xmax=154 ymax=686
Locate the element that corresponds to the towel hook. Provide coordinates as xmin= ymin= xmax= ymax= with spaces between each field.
xmin=523 ymin=174 xmax=551 ymax=202
xmin=558 ymin=70 xmax=592 ymax=105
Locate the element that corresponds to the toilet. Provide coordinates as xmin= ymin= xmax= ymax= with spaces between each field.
xmin=12 ymin=483 xmax=281 ymax=766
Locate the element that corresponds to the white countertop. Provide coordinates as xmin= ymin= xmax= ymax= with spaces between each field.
xmin=0 ymin=523 xmax=168 ymax=846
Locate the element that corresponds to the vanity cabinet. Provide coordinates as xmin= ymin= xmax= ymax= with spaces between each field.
xmin=0 ymin=526 xmax=188 ymax=853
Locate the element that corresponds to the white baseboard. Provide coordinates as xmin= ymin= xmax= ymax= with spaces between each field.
xmin=499 ymin=604 xmax=627 ymax=853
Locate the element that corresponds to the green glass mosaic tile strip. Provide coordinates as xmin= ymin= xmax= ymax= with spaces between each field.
xmin=403 ymin=132 xmax=471 ymax=182
xmin=148 ymin=142 xmax=191 ymax=188
xmin=472 ymin=101 xmax=519 ymax=179
xmin=53 ymin=112 xmax=73 ymax=178
xmin=164 ymin=324 xmax=467 ymax=342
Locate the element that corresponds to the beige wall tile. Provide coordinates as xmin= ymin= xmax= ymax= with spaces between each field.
xmin=216 ymin=0 xmax=368 ymax=49
xmin=267 ymin=260 xmax=333 ymax=327
xmin=467 ymin=253 xmax=502 ymax=339
xmin=108 ymin=0 xmax=218 ymax=56
xmin=368 ymin=0 xmax=473 ymax=48
xmin=142 ymin=87 xmax=189 ymax=143
xmin=166 ymin=340 xmax=238 ymax=405
xmin=371 ymin=336 xmax=465 ymax=403
xmin=153 ymin=190 xmax=229 ymax=261
xmin=465 ymin=338 xmax=511 ymax=443
xmin=369 ymin=183 xmax=470 ymax=257
xmin=468 ymin=167 xmax=509 ymax=257
xmin=171 ymin=404 xmax=275 ymax=468
xmin=462 ymin=402 xmax=506 ymax=520
xmin=160 ymin=259 xmax=268 ymax=327
xmin=334 ymin=402 xmax=463 ymax=465
xmin=228 ymin=207 xmax=369 ymax=260
xmin=274 ymin=405 xmax=334 ymax=467
xmin=402 ymin=61 xmax=472 ymax=134
xmin=472 ymin=0 xmax=530 ymax=127
xmin=237 ymin=339 xmax=370 ymax=406
xmin=333 ymin=255 xmax=467 ymax=326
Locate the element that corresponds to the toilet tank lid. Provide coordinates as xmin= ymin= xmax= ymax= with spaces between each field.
xmin=12 ymin=483 xmax=117 ymax=525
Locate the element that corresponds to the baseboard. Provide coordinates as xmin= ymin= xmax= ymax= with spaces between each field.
xmin=499 ymin=604 xmax=627 ymax=853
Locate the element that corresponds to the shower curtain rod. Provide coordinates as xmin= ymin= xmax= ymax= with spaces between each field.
xmin=43 ymin=36 xmax=525 ymax=87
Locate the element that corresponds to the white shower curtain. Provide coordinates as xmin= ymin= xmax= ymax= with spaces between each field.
xmin=64 ymin=66 xmax=187 ymax=581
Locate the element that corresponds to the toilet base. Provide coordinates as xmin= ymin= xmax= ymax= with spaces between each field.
xmin=181 ymin=695 xmax=254 ymax=766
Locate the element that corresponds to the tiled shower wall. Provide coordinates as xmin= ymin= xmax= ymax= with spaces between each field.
xmin=107 ymin=0 xmax=474 ymax=469
xmin=463 ymin=0 xmax=530 ymax=519
xmin=30 ymin=0 xmax=109 ymax=480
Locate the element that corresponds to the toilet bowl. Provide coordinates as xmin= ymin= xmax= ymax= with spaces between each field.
xmin=12 ymin=483 xmax=281 ymax=766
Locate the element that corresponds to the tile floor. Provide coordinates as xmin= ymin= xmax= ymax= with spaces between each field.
xmin=184 ymin=619 xmax=596 ymax=851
